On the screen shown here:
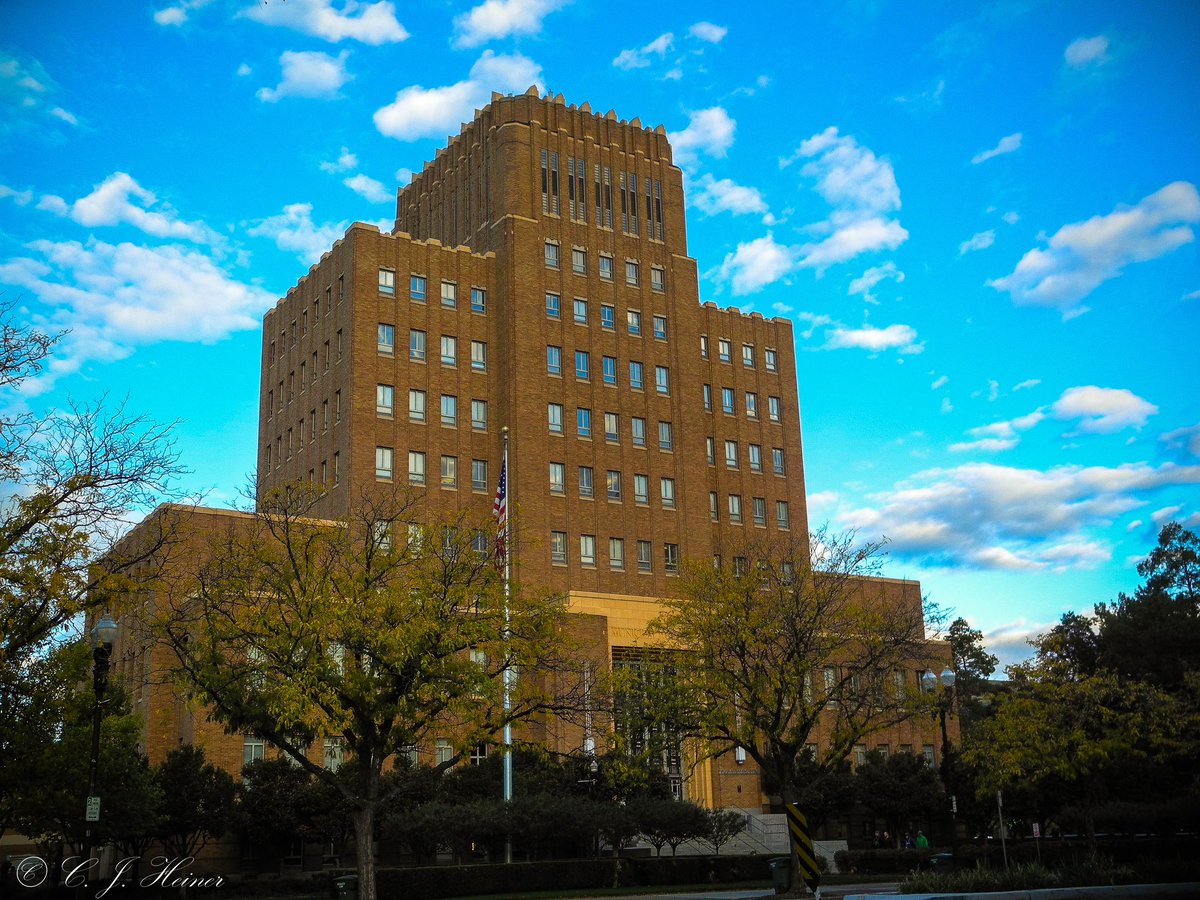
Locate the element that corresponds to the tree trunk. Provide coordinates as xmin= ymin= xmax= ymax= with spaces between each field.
xmin=352 ymin=805 xmax=376 ymax=900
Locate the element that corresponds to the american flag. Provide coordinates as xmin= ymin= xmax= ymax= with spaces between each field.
xmin=493 ymin=459 xmax=507 ymax=564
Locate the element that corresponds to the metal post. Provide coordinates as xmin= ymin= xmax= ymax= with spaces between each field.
xmin=80 ymin=615 xmax=116 ymax=898
xmin=997 ymin=790 xmax=1008 ymax=870
xmin=501 ymin=427 xmax=513 ymax=864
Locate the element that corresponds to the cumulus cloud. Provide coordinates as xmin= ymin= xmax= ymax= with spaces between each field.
xmin=669 ymin=106 xmax=735 ymax=167
xmin=1065 ymin=35 xmax=1109 ymax=68
xmin=246 ymin=202 xmax=348 ymax=265
xmin=689 ymin=22 xmax=727 ymax=43
xmin=823 ymin=323 xmax=923 ymax=354
xmin=0 ymin=239 xmax=274 ymax=394
xmin=454 ymin=0 xmax=567 ymax=48
xmin=841 ymin=460 xmax=1200 ymax=572
xmin=848 ymin=261 xmax=904 ymax=303
xmin=716 ymin=234 xmax=795 ymax=295
xmin=374 ymin=51 xmax=541 ymax=142
xmin=241 ymin=0 xmax=408 ymax=44
xmin=320 ymin=147 xmax=359 ymax=173
xmin=65 ymin=173 xmax=219 ymax=244
xmin=989 ymin=181 xmax=1200 ymax=317
xmin=1051 ymin=385 xmax=1157 ymax=433
xmin=689 ymin=173 xmax=767 ymax=217
xmin=0 ymin=185 xmax=34 ymax=205
xmin=1160 ymin=423 xmax=1200 ymax=459
xmin=959 ymin=229 xmax=995 ymax=254
xmin=613 ymin=33 xmax=674 ymax=70
xmin=257 ymin=50 xmax=351 ymax=102
xmin=343 ymin=174 xmax=391 ymax=204
xmin=1002 ymin=211 xmax=1020 ymax=225
xmin=152 ymin=0 xmax=212 ymax=27
xmin=971 ymin=132 xmax=1022 ymax=165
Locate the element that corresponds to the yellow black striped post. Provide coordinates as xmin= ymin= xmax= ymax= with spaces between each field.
xmin=785 ymin=803 xmax=821 ymax=893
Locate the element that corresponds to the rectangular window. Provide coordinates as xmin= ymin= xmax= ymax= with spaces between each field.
xmin=580 ymin=534 xmax=596 ymax=567
xmin=545 ymin=242 xmax=559 ymax=268
xmin=651 ymin=266 xmax=665 ymax=292
xmin=333 ymin=452 xmax=339 ymax=484
xmin=629 ymin=361 xmax=644 ymax=390
xmin=440 ymin=455 xmax=458 ymax=489
xmin=546 ymin=292 xmax=560 ymax=318
xmin=709 ymin=491 xmax=719 ymax=521
xmin=604 ymin=412 xmax=618 ymax=442
xmin=706 ymin=436 xmax=716 ymax=465
xmin=548 ymin=403 xmax=563 ymax=433
xmin=471 ymin=287 xmax=486 ymax=313
xmin=627 ymin=310 xmax=641 ymax=335
xmin=336 ymin=330 xmax=343 ymax=360
xmin=653 ymin=315 xmax=667 ymax=340
xmin=773 ymin=448 xmax=786 ymax=475
xmin=600 ymin=304 xmax=615 ymax=330
xmin=577 ymin=407 xmax=592 ymax=438
xmin=408 ymin=451 xmax=426 ymax=485
xmin=379 ymin=269 xmax=396 ymax=296
xmin=703 ymin=384 xmax=712 ymax=411
xmin=409 ymin=274 xmax=425 ymax=301
xmin=575 ymin=349 xmax=590 ymax=380
xmin=746 ymin=392 xmax=759 ymax=419
xmin=777 ymin=500 xmax=791 ymax=529
xmin=471 ymin=399 xmax=487 ymax=430
xmin=244 ymin=735 xmax=265 ymax=765
xmin=655 ymin=366 xmax=669 ymax=395
xmin=572 ymin=247 xmax=586 ymax=273
xmin=661 ymin=478 xmax=676 ymax=509
xmin=625 ymin=260 xmax=639 ymax=285
xmin=603 ymin=355 xmax=617 ymax=385
xmin=409 ymin=329 xmax=426 ymax=361
xmin=325 ymin=339 xmax=332 ymax=368
xmin=547 ymin=345 xmax=562 ymax=375
xmin=765 ymin=348 xmax=778 ymax=371
xmin=722 ymin=387 xmax=735 ymax=414
xmin=637 ymin=540 xmax=652 ymax=573
xmin=633 ymin=473 xmax=649 ymax=505
xmin=573 ymin=298 xmax=588 ymax=324
xmin=749 ymin=444 xmax=763 ymax=472
xmin=375 ymin=447 xmax=393 ymax=480
xmin=753 ymin=496 xmax=767 ymax=527
xmin=334 ymin=390 xmax=341 ymax=422
xmin=409 ymin=389 xmax=426 ymax=422
xmin=322 ymin=400 xmax=329 ymax=430
xmin=769 ymin=396 xmax=782 ymax=422
xmin=609 ymin=537 xmax=625 ymax=570
xmin=471 ymin=340 xmax=487 ymax=371
xmin=376 ymin=384 xmax=394 ymax=417
xmin=664 ymin=543 xmax=679 ymax=574
xmin=549 ymin=462 xmax=565 ymax=494
xmin=599 ymin=254 xmax=613 ymax=280
xmin=719 ymin=339 xmax=731 ymax=363
xmin=440 ymin=394 xmax=457 ymax=427
xmin=700 ymin=335 xmax=709 ymax=358
xmin=578 ymin=466 xmax=594 ymax=498
xmin=441 ymin=281 xmax=457 ymax=308
xmin=658 ymin=421 xmax=673 ymax=451
xmin=725 ymin=440 xmax=739 ymax=469
xmin=551 ymin=531 xmax=567 ymax=564
xmin=440 ymin=335 xmax=457 ymax=366
xmin=631 ymin=416 xmax=646 ymax=447
xmin=472 ymin=459 xmax=488 ymax=492
xmin=606 ymin=470 xmax=622 ymax=501
xmin=742 ymin=343 xmax=755 ymax=367
xmin=728 ymin=495 xmax=743 ymax=524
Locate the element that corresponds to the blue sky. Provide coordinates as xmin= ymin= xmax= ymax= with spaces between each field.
xmin=2 ymin=0 xmax=1198 ymax=669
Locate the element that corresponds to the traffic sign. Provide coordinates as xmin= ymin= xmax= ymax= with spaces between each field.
xmin=86 ymin=796 xmax=100 ymax=822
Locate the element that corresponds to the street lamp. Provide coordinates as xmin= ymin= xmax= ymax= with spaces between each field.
xmin=921 ymin=667 xmax=957 ymax=859
xmin=80 ymin=612 xmax=118 ymax=891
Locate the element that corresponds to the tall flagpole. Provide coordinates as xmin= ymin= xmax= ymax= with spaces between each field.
xmin=501 ymin=426 xmax=513 ymax=864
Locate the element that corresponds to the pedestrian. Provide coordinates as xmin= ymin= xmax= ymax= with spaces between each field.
xmin=904 ymin=832 xmax=914 ymax=849
xmin=916 ymin=830 xmax=929 ymax=849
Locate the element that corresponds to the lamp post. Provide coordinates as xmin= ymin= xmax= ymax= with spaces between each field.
xmin=80 ymin=612 xmax=118 ymax=892
xmin=921 ymin=668 xmax=956 ymax=859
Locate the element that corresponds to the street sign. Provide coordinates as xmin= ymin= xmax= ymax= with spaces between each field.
xmin=86 ymin=796 xmax=100 ymax=822
xmin=1032 ymin=822 xmax=1040 ymax=838
xmin=785 ymin=803 xmax=821 ymax=893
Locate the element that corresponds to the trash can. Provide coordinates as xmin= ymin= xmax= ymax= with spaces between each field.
xmin=332 ymin=874 xmax=358 ymax=899
xmin=768 ymin=857 xmax=791 ymax=894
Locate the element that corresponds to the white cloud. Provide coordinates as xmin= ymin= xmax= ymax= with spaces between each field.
xmin=689 ymin=22 xmax=727 ymax=43
xmin=246 ymin=202 xmax=348 ymax=265
xmin=0 ymin=185 xmax=34 ymax=205
xmin=848 ymin=261 xmax=904 ymax=303
xmin=1002 ymin=211 xmax=1020 ymax=225
xmin=343 ymin=174 xmax=391 ymax=204
xmin=931 ymin=375 xmax=948 ymax=390
xmin=454 ymin=0 xmax=567 ymax=48
xmin=613 ymin=32 xmax=674 ymax=70
xmin=153 ymin=0 xmax=212 ymax=27
xmin=257 ymin=50 xmax=351 ymax=102
xmin=940 ymin=397 xmax=954 ymax=414
xmin=1184 ymin=289 xmax=1200 ymax=301
xmin=374 ymin=51 xmax=541 ymax=142
xmin=1151 ymin=505 xmax=1182 ymax=526
xmin=669 ymin=106 xmax=735 ymax=167
xmin=1065 ymin=35 xmax=1109 ymax=68
xmin=949 ymin=437 xmax=1019 ymax=453
xmin=0 ymin=239 xmax=274 ymax=394
xmin=689 ymin=173 xmax=767 ymax=217
xmin=989 ymin=181 xmax=1200 ymax=316
xmin=68 ymin=172 xmax=218 ymax=244
xmin=1160 ymin=423 xmax=1200 ymax=458
xmin=842 ymin=460 xmax=1200 ymax=572
xmin=1013 ymin=378 xmax=1040 ymax=391
xmin=823 ymin=323 xmax=923 ymax=354
xmin=50 ymin=107 xmax=78 ymax=125
xmin=1051 ymin=385 xmax=1157 ymax=434
xmin=236 ymin=63 xmax=252 ymax=77
xmin=959 ymin=229 xmax=995 ymax=254
xmin=37 ymin=194 xmax=68 ymax=215
xmin=716 ymin=233 xmax=795 ymax=295
xmin=1 ymin=53 xmax=74 ymax=130
xmin=320 ymin=147 xmax=359 ymax=173
xmin=971 ymin=132 xmax=1022 ymax=165
xmin=242 ymin=0 xmax=408 ymax=44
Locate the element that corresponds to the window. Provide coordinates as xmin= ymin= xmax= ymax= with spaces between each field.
xmin=769 ymin=396 xmax=782 ymax=422
xmin=471 ymin=287 xmax=486 ymax=313
xmin=637 ymin=540 xmax=652 ymax=573
xmin=609 ymin=538 xmax=625 ymax=570
xmin=655 ymin=366 xmax=669 ymax=395
xmin=746 ymin=392 xmax=759 ymax=419
xmin=549 ymin=462 xmax=565 ymax=494
xmin=578 ymin=466 xmax=594 ymax=498
xmin=409 ymin=389 xmax=426 ymax=422
xmin=600 ymin=304 xmax=615 ymax=330
xmin=629 ymin=361 xmax=644 ymax=390
xmin=440 ymin=335 xmax=457 ymax=366
xmin=718 ymin=339 xmax=731 ymax=363
xmin=575 ymin=349 xmax=590 ymax=380
xmin=376 ymin=321 xmax=396 ymax=355
xmin=773 ymin=448 xmax=786 ymax=475
xmin=709 ymin=491 xmax=719 ymax=521
xmin=703 ymin=384 xmax=712 ymax=411
xmin=700 ymin=335 xmax=710 ymax=358
xmin=604 ymin=412 xmax=619 ymax=442
xmin=409 ymin=329 xmax=426 ymax=361
xmin=322 ymin=400 xmax=329 ymax=430
xmin=627 ymin=310 xmax=641 ymax=335
xmin=440 ymin=395 xmax=457 ymax=427
xmin=742 ymin=343 xmax=755 ymax=367
xmin=333 ymin=452 xmax=339 ymax=484
xmin=625 ymin=260 xmax=639 ymax=285
xmin=599 ymin=254 xmax=613 ymax=280
xmin=732 ymin=557 xmax=748 ymax=577
xmin=577 ymin=407 xmax=592 ymax=438
xmin=923 ymin=745 xmax=936 ymax=766
xmin=706 ymin=437 xmax=716 ymax=465
xmin=408 ymin=451 xmax=426 ymax=485
xmin=765 ymin=348 xmax=778 ymax=371
xmin=634 ymin=474 xmax=649 ymax=505
xmin=334 ymin=390 xmax=342 ymax=422
xmin=749 ymin=444 xmax=763 ymax=472
xmin=441 ymin=281 xmax=457 ymax=308
xmin=729 ymin=494 xmax=743 ymax=524
xmin=777 ymin=501 xmax=791 ymax=529
xmin=572 ymin=247 xmax=586 ymax=273
xmin=545 ymin=241 xmax=559 ymax=268
xmin=603 ymin=355 xmax=617 ymax=385
xmin=546 ymin=292 xmax=560 ymax=318
xmin=664 ymin=543 xmax=679 ymax=574
xmin=375 ymin=447 xmax=393 ymax=480
xmin=551 ymin=531 xmax=567 ymax=564
xmin=606 ymin=470 xmax=622 ymax=501
xmin=440 ymin=455 xmax=458 ymax=489
xmin=653 ymin=315 xmax=667 ymax=340
xmin=631 ymin=416 xmax=646 ymax=447
xmin=409 ymin=274 xmax=425 ymax=301
xmin=573 ymin=298 xmax=588 ymax=324
xmin=471 ymin=341 xmax=487 ymax=371
xmin=661 ymin=477 xmax=676 ymax=509
xmin=379 ymin=269 xmax=396 ymax=296
xmin=547 ymin=345 xmax=562 ymax=375
xmin=472 ymin=459 xmax=488 ymax=492
xmin=471 ymin=399 xmax=487 ymax=430
xmin=651 ymin=266 xmax=665 ymax=292
xmin=244 ymin=735 xmax=265 ymax=765
xmin=376 ymin=384 xmax=394 ymax=417
xmin=436 ymin=740 xmax=454 ymax=766
xmin=725 ymin=440 xmax=739 ymax=469
xmin=658 ymin=421 xmax=673 ymax=451
xmin=325 ymin=339 xmax=332 ymax=368
xmin=722 ymin=387 xmax=735 ymax=414
xmin=336 ymin=330 xmax=343 ymax=360
xmin=753 ymin=496 xmax=767 ymax=527
xmin=548 ymin=403 xmax=563 ymax=433
xmin=580 ymin=534 xmax=596 ymax=567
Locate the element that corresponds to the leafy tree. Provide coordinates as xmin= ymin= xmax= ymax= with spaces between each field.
xmin=153 ymin=483 xmax=578 ymax=900
xmin=855 ymin=751 xmax=944 ymax=846
xmin=946 ymin=617 xmax=998 ymax=726
xmin=235 ymin=758 xmax=316 ymax=862
xmin=700 ymin=808 xmax=746 ymax=855
xmin=628 ymin=798 xmax=707 ymax=856
xmin=763 ymin=754 xmax=856 ymax=832
xmin=154 ymin=745 xmax=236 ymax=858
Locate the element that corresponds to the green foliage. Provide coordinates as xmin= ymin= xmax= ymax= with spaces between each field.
xmin=154 ymin=744 xmax=236 ymax=857
xmin=627 ymin=797 xmax=708 ymax=855
xmin=947 ymin=617 xmax=998 ymax=727
xmin=855 ymin=750 xmax=944 ymax=842
xmin=700 ymin=808 xmax=746 ymax=855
